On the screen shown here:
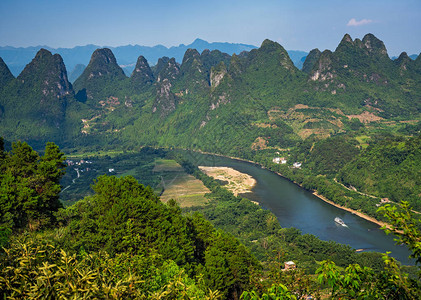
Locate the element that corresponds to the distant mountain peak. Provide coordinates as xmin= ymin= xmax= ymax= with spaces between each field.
xmin=18 ymin=49 xmax=71 ymax=95
xmin=130 ymin=55 xmax=154 ymax=88
xmin=79 ymin=48 xmax=126 ymax=81
xmin=260 ymin=39 xmax=280 ymax=49
xmin=1 ymin=48 xmax=73 ymax=137
xmin=90 ymin=48 xmax=119 ymax=66
xmin=336 ymin=34 xmax=355 ymax=53
xmin=193 ymin=38 xmax=207 ymax=43
xmin=395 ymin=52 xmax=412 ymax=72
xmin=302 ymin=48 xmax=321 ymax=74
xmin=342 ymin=34 xmax=354 ymax=44
xmin=73 ymin=48 xmax=126 ymax=104
xmin=362 ymin=33 xmax=388 ymax=56
xmin=35 ymin=48 xmax=54 ymax=59
xmin=397 ymin=51 xmax=410 ymax=61
xmin=182 ymin=48 xmax=201 ymax=65
xmin=257 ymin=39 xmax=295 ymax=70
xmin=68 ymin=64 xmax=86 ymax=83
xmin=156 ymin=57 xmax=180 ymax=83
xmin=132 ymin=56 xmax=152 ymax=75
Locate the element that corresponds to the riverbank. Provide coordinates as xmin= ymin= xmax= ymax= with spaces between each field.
xmin=265 ymin=169 xmax=394 ymax=230
xmin=311 ymin=191 xmax=390 ymax=229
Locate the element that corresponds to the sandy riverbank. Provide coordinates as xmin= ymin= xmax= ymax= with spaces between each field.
xmin=199 ymin=166 xmax=257 ymax=196
xmin=311 ymin=192 xmax=391 ymax=229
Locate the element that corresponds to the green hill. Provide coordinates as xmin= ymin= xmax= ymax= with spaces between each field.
xmin=338 ymin=135 xmax=421 ymax=210
xmin=0 ymin=49 xmax=78 ymax=146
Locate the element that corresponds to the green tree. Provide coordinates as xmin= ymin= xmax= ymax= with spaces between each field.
xmin=0 ymin=141 xmax=65 ymax=230
xmin=378 ymin=201 xmax=421 ymax=264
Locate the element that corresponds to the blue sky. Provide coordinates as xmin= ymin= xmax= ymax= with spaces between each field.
xmin=1 ymin=0 xmax=420 ymax=56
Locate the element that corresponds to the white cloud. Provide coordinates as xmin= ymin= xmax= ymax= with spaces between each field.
xmin=347 ymin=18 xmax=373 ymax=27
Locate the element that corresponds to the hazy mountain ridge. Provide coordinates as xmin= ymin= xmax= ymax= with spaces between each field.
xmin=0 ymin=39 xmax=257 ymax=77
xmin=0 ymin=39 xmax=312 ymax=79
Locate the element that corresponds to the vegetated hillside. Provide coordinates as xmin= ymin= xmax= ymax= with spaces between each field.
xmin=0 ymin=49 xmax=86 ymax=147
xmin=0 ymin=33 xmax=420 ymax=154
xmin=306 ymin=34 xmax=421 ymax=117
xmin=73 ymin=48 xmax=128 ymax=105
xmin=338 ymin=135 xmax=421 ymax=210
xmin=75 ymin=33 xmax=420 ymax=156
xmin=0 ymin=141 xmax=259 ymax=299
xmin=0 ymin=57 xmax=14 ymax=91
xmin=293 ymin=135 xmax=361 ymax=177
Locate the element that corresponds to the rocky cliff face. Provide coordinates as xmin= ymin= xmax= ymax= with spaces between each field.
xmin=210 ymin=62 xmax=228 ymax=89
xmin=361 ymin=33 xmax=388 ymax=57
xmin=153 ymin=57 xmax=180 ymax=116
xmin=130 ymin=55 xmax=154 ymax=89
xmin=310 ymin=33 xmax=393 ymax=85
xmin=309 ymin=50 xmax=334 ymax=82
xmin=155 ymin=57 xmax=180 ymax=83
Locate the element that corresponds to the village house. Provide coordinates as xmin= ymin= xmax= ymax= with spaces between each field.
xmin=273 ymin=157 xmax=287 ymax=164
xmin=293 ymin=162 xmax=302 ymax=168
xmin=284 ymin=261 xmax=296 ymax=271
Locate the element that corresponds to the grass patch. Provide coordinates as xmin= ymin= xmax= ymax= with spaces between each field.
xmin=355 ymin=135 xmax=370 ymax=148
xmin=153 ymin=158 xmax=185 ymax=172
xmin=158 ymin=164 xmax=210 ymax=207
xmin=116 ymin=168 xmax=137 ymax=178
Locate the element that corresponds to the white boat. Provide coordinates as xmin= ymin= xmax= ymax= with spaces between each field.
xmin=334 ymin=217 xmax=348 ymax=227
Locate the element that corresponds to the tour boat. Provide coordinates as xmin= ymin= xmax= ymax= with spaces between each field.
xmin=334 ymin=217 xmax=347 ymax=227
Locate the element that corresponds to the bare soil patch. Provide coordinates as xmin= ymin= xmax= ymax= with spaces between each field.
xmin=251 ymin=137 xmax=268 ymax=150
xmin=199 ymin=166 xmax=256 ymax=196
xmin=347 ymin=111 xmax=383 ymax=123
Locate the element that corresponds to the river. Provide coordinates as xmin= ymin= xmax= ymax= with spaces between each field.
xmin=183 ymin=151 xmax=414 ymax=265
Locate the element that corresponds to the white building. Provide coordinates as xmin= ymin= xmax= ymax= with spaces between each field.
xmin=293 ymin=162 xmax=302 ymax=168
xmin=273 ymin=157 xmax=287 ymax=164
